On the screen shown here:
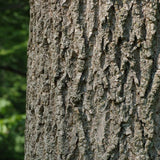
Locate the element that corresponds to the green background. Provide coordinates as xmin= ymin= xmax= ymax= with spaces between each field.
xmin=0 ymin=0 xmax=29 ymax=159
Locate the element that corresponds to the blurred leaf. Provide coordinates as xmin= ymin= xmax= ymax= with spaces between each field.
xmin=0 ymin=123 xmax=8 ymax=134
xmin=0 ymin=98 xmax=15 ymax=118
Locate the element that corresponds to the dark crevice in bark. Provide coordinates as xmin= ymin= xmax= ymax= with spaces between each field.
xmin=61 ymin=47 xmax=68 ymax=59
xmin=77 ymin=0 xmax=99 ymax=99
xmin=103 ymin=109 xmax=111 ymax=147
xmin=130 ymin=112 xmax=135 ymax=138
xmin=36 ymin=16 xmax=44 ymax=45
xmin=144 ymin=2 xmax=160 ymax=99
xmin=131 ymin=79 xmax=136 ymax=106
xmin=105 ymin=43 xmax=109 ymax=53
xmin=43 ymin=18 xmax=53 ymax=52
xmin=115 ymin=37 xmax=122 ymax=70
xmin=144 ymin=53 xmax=158 ymax=99
xmin=78 ymin=0 xmax=85 ymax=25
xmin=108 ymin=5 xmax=116 ymax=34
xmin=36 ymin=132 xmax=41 ymax=143
xmin=123 ymin=4 xmax=133 ymax=42
xmin=108 ymin=29 xmax=113 ymax=43
xmin=132 ymin=44 xmax=141 ymax=86
xmin=76 ymin=1 xmax=95 ymax=159
xmin=61 ymin=75 xmax=69 ymax=111
xmin=39 ymin=105 xmax=44 ymax=116
xmin=89 ymin=0 xmax=99 ymax=42
xmin=103 ymin=65 xmax=110 ymax=92
xmin=119 ymin=122 xmax=127 ymax=138
xmin=76 ymin=1 xmax=100 ymax=158
xmin=135 ymin=50 xmax=141 ymax=86
xmin=81 ymin=111 xmax=93 ymax=159
xmin=100 ymin=37 xmax=105 ymax=69
xmin=67 ymin=136 xmax=79 ymax=160
xmin=58 ymin=31 xmax=62 ymax=42
xmin=30 ymin=108 xmax=35 ymax=115
xmin=132 ymin=35 xmax=137 ymax=48
xmin=77 ymin=0 xmax=89 ymax=92
xmin=118 ymin=122 xmax=129 ymax=158
xmin=153 ymin=92 xmax=160 ymax=159
xmin=140 ymin=120 xmax=146 ymax=149
xmin=136 ymin=107 xmax=147 ymax=152
xmin=102 ymin=16 xmax=107 ymax=30
xmin=102 ymin=87 xmax=108 ymax=102
xmin=57 ymin=76 xmax=70 ymax=158
xmin=150 ymin=2 xmax=160 ymax=159
xmin=52 ymin=14 xmax=63 ymax=88
xmin=62 ymin=120 xmax=69 ymax=159
xmin=77 ymin=38 xmax=89 ymax=93
xmin=45 ymin=122 xmax=52 ymax=132
xmin=52 ymin=123 xmax=57 ymax=137
xmin=110 ymin=141 xmax=120 ymax=160
xmin=117 ymin=0 xmax=123 ymax=9
xmin=53 ymin=56 xmax=63 ymax=87
xmin=119 ymin=61 xmax=130 ymax=97
xmin=53 ymin=31 xmax=63 ymax=87
xmin=136 ymin=0 xmax=144 ymax=20
xmin=141 ymin=19 xmax=147 ymax=41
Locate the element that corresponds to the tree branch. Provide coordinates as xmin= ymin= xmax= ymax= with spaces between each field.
xmin=0 ymin=3 xmax=28 ymax=11
xmin=0 ymin=65 xmax=26 ymax=77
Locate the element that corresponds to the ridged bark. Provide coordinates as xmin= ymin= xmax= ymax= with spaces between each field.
xmin=25 ymin=0 xmax=160 ymax=160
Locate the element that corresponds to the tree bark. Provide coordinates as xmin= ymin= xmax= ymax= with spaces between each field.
xmin=25 ymin=0 xmax=160 ymax=160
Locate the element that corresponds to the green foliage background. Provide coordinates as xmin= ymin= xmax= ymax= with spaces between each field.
xmin=0 ymin=0 xmax=29 ymax=159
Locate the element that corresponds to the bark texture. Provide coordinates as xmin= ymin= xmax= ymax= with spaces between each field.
xmin=25 ymin=0 xmax=160 ymax=159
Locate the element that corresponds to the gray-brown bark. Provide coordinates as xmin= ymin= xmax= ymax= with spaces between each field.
xmin=25 ymin=0 xmax=160 ymax=160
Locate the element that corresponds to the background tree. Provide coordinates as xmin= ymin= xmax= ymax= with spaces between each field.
xmin=0 ymin=0 xmax=29 ymax=159
xmin=25 ymin=0 xmax=160 ymax=160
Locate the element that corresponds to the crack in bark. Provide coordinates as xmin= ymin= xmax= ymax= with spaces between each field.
xmin=123 ymin=3 xmax=133 ymax=42
xmin=115 ymin=37 xmax=122 ymax=70
xmin=119 ymin=61 xmax=130 ymax=97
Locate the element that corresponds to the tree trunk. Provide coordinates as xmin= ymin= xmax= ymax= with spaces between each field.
xmin=25 ymin=0 xmax=160 ymax=159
